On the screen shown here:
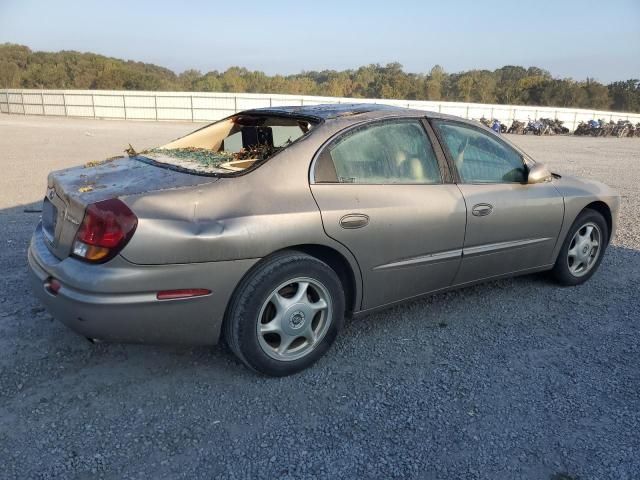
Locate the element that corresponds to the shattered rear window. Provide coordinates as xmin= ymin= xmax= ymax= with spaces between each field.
xmin=141 ymin=114 xmax=317 ymax=175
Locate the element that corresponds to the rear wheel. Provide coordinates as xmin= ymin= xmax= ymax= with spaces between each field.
xmin=224 ymin=251 xmax=345 ymax=376
xmin=550 ymin=209 xmax=608 ymax=286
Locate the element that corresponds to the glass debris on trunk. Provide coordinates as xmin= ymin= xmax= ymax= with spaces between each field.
xmin=141 ymin=144 xmax=285 ymax=173
xmin=136 ymin=114 xmax=318 ymax=175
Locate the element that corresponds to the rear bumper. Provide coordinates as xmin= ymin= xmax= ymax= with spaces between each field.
xmin=28 ymin=223 xmax=258 ymax=345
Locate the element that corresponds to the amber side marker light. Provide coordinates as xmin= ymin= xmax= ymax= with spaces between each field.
xmin=156 ymin=289 xmax=211 ymax=300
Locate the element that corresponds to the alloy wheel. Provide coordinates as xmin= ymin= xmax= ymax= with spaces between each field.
xmin=567 ymin=222 xmax=602 ymax=277
xmin=256 ymin=277 xmax=332 ymax=361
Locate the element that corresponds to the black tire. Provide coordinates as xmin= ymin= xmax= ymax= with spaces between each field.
xmin=223 ymin=250 xmax=345 ymax=376
xmin=550 ymin=209 xmax=609 ymax=286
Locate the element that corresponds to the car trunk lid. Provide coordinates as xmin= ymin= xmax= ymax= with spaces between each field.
xmin=43 ymin=156 xmax=218 ymax=259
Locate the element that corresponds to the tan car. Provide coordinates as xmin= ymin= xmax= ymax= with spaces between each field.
xmin=28 ymin=104 xmax=619 ymax=376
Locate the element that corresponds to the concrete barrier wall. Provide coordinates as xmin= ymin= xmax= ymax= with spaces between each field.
xmin=2 ymin=89 xmax=639 ymax=132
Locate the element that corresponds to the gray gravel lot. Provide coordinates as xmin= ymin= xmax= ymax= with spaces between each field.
xmin=1 ymin=114 xmax=639 ymax=479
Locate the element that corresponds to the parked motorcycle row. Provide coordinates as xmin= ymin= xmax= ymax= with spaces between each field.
xmin=507 ymin=118 xmax=569 ymax=135
xmin=480 ymin=117 xmax=639 ymax=137
xmin=481 ymin=117 xmax=566 ymax=135
xmin=574 ymin=119 xmax=640 ymax=138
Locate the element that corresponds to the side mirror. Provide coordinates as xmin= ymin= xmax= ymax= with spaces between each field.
xmin=527 ymin=163 xmax=553 ymax=184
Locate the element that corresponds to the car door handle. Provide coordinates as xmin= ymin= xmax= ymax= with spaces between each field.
xmin=472 ymin=203 xmax=493 ymax=217
xmin=340 ymin=213 xmax=369 ymax=229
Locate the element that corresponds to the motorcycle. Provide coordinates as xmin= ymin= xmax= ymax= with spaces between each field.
xmin=540 ymin=118 xmax=569 ymax=135
xmin=479 ymin=117 xmax=492 ymax=128
xmin=525 ymin=119 xmax=548 ymax=136
xmin=613 ymin=120 xmax=632 ymax=138
xmin=574 ymin=121 xmax=591 ymax=136
xmin=492 ymin=119 xmax=507 ymax=134
xmin=507 ymin=120 xmax=525 ymax=135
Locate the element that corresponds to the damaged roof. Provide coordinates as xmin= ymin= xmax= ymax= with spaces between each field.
xmin=241 ymin=103 xmax=424 ymax=121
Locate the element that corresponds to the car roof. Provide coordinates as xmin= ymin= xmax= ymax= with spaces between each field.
xmin=242 ymin=103 xmax=446 ymax=123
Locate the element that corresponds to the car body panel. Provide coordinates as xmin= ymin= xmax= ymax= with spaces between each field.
xmin=310 ymin=183 xmax=466 ymax=309
xmin=550 ymin=175 xmax=619 ymax=254
xmin=453 ymin=182 xmax=564 ymax=284
xmin=29 ymin=224 xmax=257 ymax=344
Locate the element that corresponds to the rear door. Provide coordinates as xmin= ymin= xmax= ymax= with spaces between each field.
xmin=310 ymin=118 xmax=467 ymax=310
xmin=431 ymin=119 xmax=564 ymax=285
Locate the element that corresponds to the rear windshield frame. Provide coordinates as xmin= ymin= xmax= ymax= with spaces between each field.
xmin=136 ymin=112 xmax=323 ymax=178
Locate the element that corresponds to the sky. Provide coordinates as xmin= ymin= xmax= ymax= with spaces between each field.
xmin=0 ymin=0 xmax=638 ymax=83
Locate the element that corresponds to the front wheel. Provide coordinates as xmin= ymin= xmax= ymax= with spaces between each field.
xmin=550 ymin=209 xmax=609 ymax=286
xmin=224 ymin=251 xmax=345 ymax=376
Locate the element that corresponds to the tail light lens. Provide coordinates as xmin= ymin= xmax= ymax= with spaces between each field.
xmin=72 ymin=199 xmax=138 ymax=263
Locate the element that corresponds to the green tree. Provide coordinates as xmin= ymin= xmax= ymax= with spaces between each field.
xmin=178 ymin=69 xmax=202 ymax=90
xmin=494 ymin=66 xmax=528 ymax=104
xmin=425 ymin=65 xmax=445 ymax=100
xmin=453 ymin=74 xmax=474 ymax=102
xmin=583 ymin=79 xmax=609 ymax=109
xmin=0 ymin=61 xmax=20 ymax=87
xmin=608 ymin=80 xmax=640 ymax=112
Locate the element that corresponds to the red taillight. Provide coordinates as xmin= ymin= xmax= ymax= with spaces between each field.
xmin=72 ymin=199 xmax=138 ymax=263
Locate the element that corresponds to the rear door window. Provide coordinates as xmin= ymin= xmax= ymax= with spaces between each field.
xmin=315 ymin=119 xmax=442 ymax=184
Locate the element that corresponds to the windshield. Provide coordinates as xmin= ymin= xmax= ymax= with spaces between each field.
xmin=141 ymin=114 xmax=318 ymax=175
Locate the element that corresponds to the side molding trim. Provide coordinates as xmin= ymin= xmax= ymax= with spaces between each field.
xmin=463 ymin=237 xmax=552 ymax=257
xmin=374 ymin=249 xmax=462 ymax=270
xmin=372 ymin=237 xmax=551 ymax=271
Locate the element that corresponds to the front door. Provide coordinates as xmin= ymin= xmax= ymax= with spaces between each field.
xmin=431 ymin=119 xmax=564 ymax=285
xmin=310 ymin=118 xmax=467 ymax=310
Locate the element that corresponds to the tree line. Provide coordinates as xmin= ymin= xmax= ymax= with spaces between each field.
xmin=1 ymin=43 xmax=638 ymax=113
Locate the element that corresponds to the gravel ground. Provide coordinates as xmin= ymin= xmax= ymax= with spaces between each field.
xmin=1 ymin=114 xmax=639 ymax=480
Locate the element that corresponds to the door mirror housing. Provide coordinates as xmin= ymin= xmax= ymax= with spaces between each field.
xmin=527 ymin=163 xmax=553 ymax=184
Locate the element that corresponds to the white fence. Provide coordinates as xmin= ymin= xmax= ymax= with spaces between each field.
xmin=2 ymin=88 xmax=640 ymax=132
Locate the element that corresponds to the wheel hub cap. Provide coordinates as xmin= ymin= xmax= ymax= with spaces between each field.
xmin=288 ymin=309 xmax=306 ymax=330
xmin=567 ymin=222 xmax=602 ymax=277
xmin=256 ymin=277 xmax=333 ymax=361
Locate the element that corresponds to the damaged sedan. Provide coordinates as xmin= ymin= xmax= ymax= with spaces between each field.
xmin=28 ymin=104 xmax=619 ymax=376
